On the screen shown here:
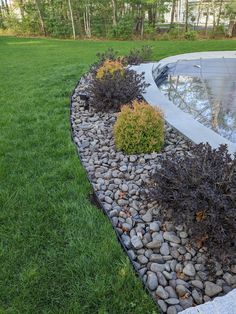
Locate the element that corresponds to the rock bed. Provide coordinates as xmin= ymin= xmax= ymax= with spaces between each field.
xmin=70 ymin=73 xmax=236 ymax=314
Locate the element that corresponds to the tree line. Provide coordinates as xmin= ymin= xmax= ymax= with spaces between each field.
xmin=0 ymin=0 xmax=236 ymax=39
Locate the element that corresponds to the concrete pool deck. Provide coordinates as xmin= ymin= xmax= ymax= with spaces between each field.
xmin=132 ymin=51 xmax=236 ymax=155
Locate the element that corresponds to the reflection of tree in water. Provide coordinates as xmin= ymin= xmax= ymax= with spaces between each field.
xmin=159 ymin=74 xmax=236 ymax=143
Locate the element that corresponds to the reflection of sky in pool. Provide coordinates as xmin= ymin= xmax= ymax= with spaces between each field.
xmin=156 ymin=58 xmax=236 ymax=144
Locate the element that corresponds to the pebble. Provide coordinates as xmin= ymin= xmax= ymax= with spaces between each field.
xmin=121 ymin=184 xmax=128 ymax=192
xmin=104 ymin=196 xmax=113 ymax=204
xmin=156 ymin=271 xmax=167 ymax=286
xmin=167 ymin=306 xmax=177 ymax=314
xmin=142 ymin=210 xmax=152 ymax=222
xmin=165 ymin=286 xmax=177 ymax=298
xmin=183 ymin=263 xmax=196 ymax=277
xmin=165 ymin=298 xmax=179 ymax=305
xmin=156 ymin=285 xmax=169 ymax=299
xmin=179 ymin=231 xmax=188 ymax=239
xmin=147 ymin=272 xmax=158 ymax=290
xmin=176 ymin=285 xmax=188 ymax=297
xmin=191 ymin=280 xmax=204 ymax=290
xmin=163 ymin=232 xmax=181 ymax=244
xmin=231 ymin=265 xmax=236 ymax=274
xmin=158 ymin=300 xmax=167 ymax=312
xmin=150 ymin=263 xmax=166 ymax=273
xmin=192 ymin=289 xmax=202 ymax=304
xmin=160 ymin=242 xmax=170 ymax=256
xmin=179 ymin=297 xmax=193 ymax=309
xmin=121 ymin=234 xmax=131 ymax=248
xmin=146 ymin=239 xmax=162 ymax=249
xmin=137 ymin=255 xmax=148 ymax=264
xmin=205 ymin=281 xmax=222 ymax=297
xmin=149 ymin=221 xmax=160 ymax=232
xmin=131 ymin=235 xmax=143 ymax=249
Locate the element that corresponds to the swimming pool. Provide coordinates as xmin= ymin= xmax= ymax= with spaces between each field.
xmin=155 ymin=58 xmax=236 ymax=144
xmin=132 ymin=51 xmax=236 ymax=155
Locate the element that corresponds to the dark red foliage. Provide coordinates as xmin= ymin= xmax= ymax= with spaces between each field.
xmin=150 ymin=143 xmax=236 ymax=263
xmin=89 ymin=68 xmax=149 ymax=112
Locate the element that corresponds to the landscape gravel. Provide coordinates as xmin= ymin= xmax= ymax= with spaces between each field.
xmin=70 ymin=73 xmax=236 ymax=313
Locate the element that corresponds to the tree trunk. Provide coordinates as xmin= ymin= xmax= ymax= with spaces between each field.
xmin=35 ymin=0 xmax=46 ymax=36
xmin=216 ymin=0 xmax=223 ymax=26
xmin=205 ymin=4 xmax=209 ymax=36
xmin=211 ymin=0 xmax=216 ymax=32
xmin=68 ymin=0 xmax=75 ymax=39
xmin=196 ymin=0 xmax=202 ymax=27
xmin=170 ymin=0 xmax=176 ymax=26
xmin=83 ymin=4 xmax=91 ymax=38
xmin=111 ymin=0 xmax=117 ymax=26
xmin=227 ymin=18 xmax=236 ymax=37
xmin=185 ymin=0 xmax=189 ymax=32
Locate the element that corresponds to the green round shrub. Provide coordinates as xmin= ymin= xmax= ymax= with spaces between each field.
xmin=114 ymin=100 xmax=164 ymax=154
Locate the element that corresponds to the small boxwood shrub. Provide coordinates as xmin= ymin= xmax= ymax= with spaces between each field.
xmin=113 ymin=100 xmax=164 ymax=154
xmin=184 ymin=30 xmax=197 ymax=40
xmin=89 ymin=61 xmax=149 ymax=112
xmin=149 ymin=143 xmax=236 ymax=263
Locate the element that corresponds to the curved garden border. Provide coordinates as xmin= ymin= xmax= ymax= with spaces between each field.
xmin=70 ymin=72 xmax=236 ymax=314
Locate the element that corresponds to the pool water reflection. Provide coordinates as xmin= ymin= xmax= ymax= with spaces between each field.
xmin=156 ymin=58 xmax=236 ymax=144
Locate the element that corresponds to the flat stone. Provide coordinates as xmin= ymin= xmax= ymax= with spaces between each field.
xmin=131 ymin=235 xmax=143 ymax=249
xmin=191 ymin=280 xmax=203 ymax=290
xmin=119 ymin=165 xmax=127 ymax=172
xmin=104 ymin=196 xmax=113 ymax=204
xmin=192 ymin=289 xmax=202 ymax=304
xmin=139 ymin=267 xmax=147 ymax=277
xmin=197 ymin=271 xmax=208 ymax=281
xmin=167 ymin=306 xmax=177 ymax=314
xmin=176 ymin=285 xmax=188 ymax=297
xmin=142 ymin=210 xmax=152 ymax=222
xmin=179 ymin=231 xmax=188 ymax=239
xmin=137 ymin=255 xmax=148 ymax=264
xmin=205 ymin=281 xmax=222 ymax=297
xmin=183 ymin=263 xmax=196 ymax=277
xmin=146 ymin=239 xmax=162 ymax=249
xmin=150 ymin=254 xmax=164 ymax=263
xmin=150 ymin=263 xmax=165 ymax=273
xmin=157 ymin=271 xmax=167 ymax=286
xmin=179 ymin=297 xmax=193 ymax=309
xmin=223 ymin=272 xmax=233 ymax=285
xmin=163 ymin=271 xmax=173 ymax=280
xmin=163 ymin=232 xmax=181 ymax=244
xmin=165 ymin=286 xmax=177 ymax=298
xmin=175 ymin=263 xmax=183 ymax=273
xmin=158 ymin=300 xmax=167 ymax=313
xmin=128 ymin=250 xmax=136 ymax=260
xmin=165 ymin=298 xmax=179 ymax=305
xmin=121 ymin=184 xmax=129 ymax=192
xmin=156 ymin=285 xmax=169 ymax=299
xmin=122 ymin=223 xmax=132 ymax=231
xmin=231 ymin=265 xmax=236 ymax=274
xmin=147 ymin=272 xmax=158 ymax=290
xmin=160 ymin=242 xmax=170 ymax=256
xmin=109 ymin=209 xmax=118 ymax=217
xmin=121 ymin=234 xmax=131 ymax=248
xmin=130 ymin=155 xmax=137 ymax=162
xmin=150 ymin=222 xmax=160 ymax=232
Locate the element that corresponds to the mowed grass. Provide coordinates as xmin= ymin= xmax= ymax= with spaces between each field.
xmin=0 ymin=36 xmax=235 ymax=314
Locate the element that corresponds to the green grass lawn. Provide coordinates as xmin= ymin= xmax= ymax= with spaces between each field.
xmin=0 ymin=36 xmax=235 ymax=314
